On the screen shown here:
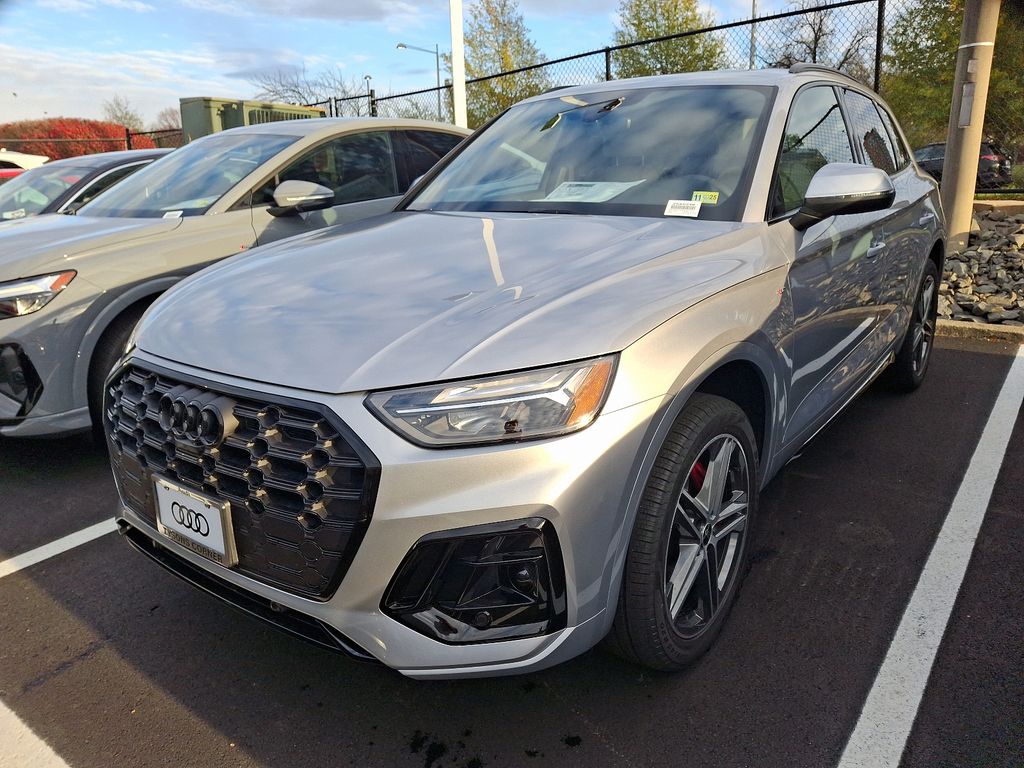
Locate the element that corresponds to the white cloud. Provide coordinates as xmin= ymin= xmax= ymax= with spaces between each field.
xmin=37 ymin=0 xmax=154 ymax=12
xmin=181 ymin=0 xmax=434 ymax=22
xmin=0 ymin=42 xmax=255 ymax=124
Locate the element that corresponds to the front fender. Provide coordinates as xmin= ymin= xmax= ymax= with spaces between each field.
xmin=590 ymin=264 xmax=792 ymax=639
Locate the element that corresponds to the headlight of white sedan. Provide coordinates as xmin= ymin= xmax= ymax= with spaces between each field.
xmin=366 ymin=355 xmax=617 ymax=447
xmin=0 ymin=271 xmax=76 ymax=319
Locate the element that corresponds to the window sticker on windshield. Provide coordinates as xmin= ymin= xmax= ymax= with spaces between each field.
xmin=691 ymin=191 xmax=719 ymax=205
xmin=162 ymin=210 xmax=183 ymax=219
xmin=545 ymin=180 xmax=645 ymax=203
xmin=664 ymin=199 xmax=702 ymax=217
xmin=1 ymin=209 xmax=26 ymax=220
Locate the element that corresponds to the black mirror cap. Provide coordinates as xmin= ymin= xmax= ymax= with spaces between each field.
xmin=790 ymin=162 xmax=896 ymax=231
xmin=267 ymin=196 xmax=334 ymax=218
xmin=791 ymin=187 xmax=896 ymax=230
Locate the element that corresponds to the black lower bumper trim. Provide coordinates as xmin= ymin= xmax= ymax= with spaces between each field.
xmin=120 ymin=520 xmax=378 ymax=663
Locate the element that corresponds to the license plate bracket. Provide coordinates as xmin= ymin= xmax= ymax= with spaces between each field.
xmin=153 ymin=476 xmax=237 ymax=567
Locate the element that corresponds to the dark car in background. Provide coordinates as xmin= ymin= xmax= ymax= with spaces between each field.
xmin=0 ymin=149 xmax=170 ymax=221
xmin=913 ymin=140 xmax=1014 ymax=188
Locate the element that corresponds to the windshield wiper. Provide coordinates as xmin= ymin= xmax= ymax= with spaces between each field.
xmin=540 ymin=97 xmax=625 ymax=131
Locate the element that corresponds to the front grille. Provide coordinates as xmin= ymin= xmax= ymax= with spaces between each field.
xmin=106 ymin=364 xmax=379 ymax=600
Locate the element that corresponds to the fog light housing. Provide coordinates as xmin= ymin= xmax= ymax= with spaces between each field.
xmin=0 ymin=344 xmax=43 ymax=423
xmin=382 ymin=518 xmax=566 ymax=644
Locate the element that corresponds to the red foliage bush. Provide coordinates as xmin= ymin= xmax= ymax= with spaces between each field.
xmin=0 ymin=117 xmax=156 ymax=160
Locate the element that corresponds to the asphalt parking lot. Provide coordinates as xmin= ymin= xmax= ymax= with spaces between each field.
xmin=1 ymin=336 xmax=1022 ymax=768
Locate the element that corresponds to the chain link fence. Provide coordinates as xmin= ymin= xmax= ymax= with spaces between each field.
xmin=316 ymin=0 xmax=1022 ymax=198
xmin=127 ymin=127 xmax=184 ymax=149
xmin=370 ymin=0 xmax=884 ymax=129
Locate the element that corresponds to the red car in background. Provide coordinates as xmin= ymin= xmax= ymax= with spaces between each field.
xmin=913 ymin=140 xmax=1015 ymax=189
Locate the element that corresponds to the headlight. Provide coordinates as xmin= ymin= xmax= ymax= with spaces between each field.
xmin=365 ymin=355 xmax=617 ymax=447
xmin=0 ymin=271 xmax=76 ymax=319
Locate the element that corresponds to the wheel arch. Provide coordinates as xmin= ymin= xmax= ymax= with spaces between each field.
xmin=592 ymin=339 xmax=783 ymax=644
xmin=72 ymin=276 xmax=182 ymax=404
xmin=692 ymin=358 xmax=770 ymax=466
xmin=928 ymin=237 xmax=945 ymax=276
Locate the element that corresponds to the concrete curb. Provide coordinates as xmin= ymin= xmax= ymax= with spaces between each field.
xmin=937 ymin=318 xmax=1024 ymax=343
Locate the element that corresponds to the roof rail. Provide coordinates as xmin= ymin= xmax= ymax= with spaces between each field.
xmin=788 ymin=62 xmax=856 ymax=80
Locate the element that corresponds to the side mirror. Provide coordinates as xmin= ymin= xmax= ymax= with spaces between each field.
xmin=268 ymin=179 xmax=334 ymax=218
xmin=791 ymin=163 xmax=895 ymax=231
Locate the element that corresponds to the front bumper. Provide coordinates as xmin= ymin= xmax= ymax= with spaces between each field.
xmin=0 ymin=275 xmax=103 ymax=436
xmin=112 ymin=352 xmax=664 ymax=679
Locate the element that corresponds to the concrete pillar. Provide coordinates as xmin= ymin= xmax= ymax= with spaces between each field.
xmin=941 ymin=0 xmax=1002 ymax=254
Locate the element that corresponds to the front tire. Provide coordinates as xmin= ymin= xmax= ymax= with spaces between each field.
xmin=607 ymin=394 xmax=757 ymax=671
xmin=886 ymin=259 xmax=939 ymax=392
xmin=88 ymin=305 xmax=146 ymax=443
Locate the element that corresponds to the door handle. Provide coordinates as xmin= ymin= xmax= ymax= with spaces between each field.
xmin=918 ymin=212 xmax=936 ymax=227
xmin=866 ymin=241 xmax=887 ymax=260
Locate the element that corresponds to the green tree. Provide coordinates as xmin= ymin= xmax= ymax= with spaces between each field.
xmin=612 ymin=0 xmax=724 ymax=78
xmin=462 ymin=0 xmax=550 ymax=127
xmin=883 ymin=0 xmax=1024 ymax=156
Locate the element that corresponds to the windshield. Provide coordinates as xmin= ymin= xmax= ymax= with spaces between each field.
xmin=0 ymin=164 xmax=92 ymax=219
xmin=408 ymin=85 xmax=774 ymax=221
xmin=80 ymin=132 xmax=297 ymax=218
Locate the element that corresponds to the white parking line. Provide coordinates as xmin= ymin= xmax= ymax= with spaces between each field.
xmin=0 ymin=700 xmax=72 ymax=768
xmin=838 ymin=346 xmax=1024 ymax=768
xmin=0 ymin=519 xmax=117 ymax=580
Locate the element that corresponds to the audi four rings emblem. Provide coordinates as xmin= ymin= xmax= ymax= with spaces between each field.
xmin=159 ymin=392 xmax=235 ymax=446
xmin=170 ymin=501 xmax=210 ymax=536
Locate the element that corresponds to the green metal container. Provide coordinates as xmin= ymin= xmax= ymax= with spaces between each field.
xmin=179 ymin=97 xmax=327 ymax=142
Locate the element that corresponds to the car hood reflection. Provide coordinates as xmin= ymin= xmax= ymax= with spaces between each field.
xmin=137 ymin=210 xmax=776 ymax=393
xmin=0 ymin=213 xmax=183 ymax=277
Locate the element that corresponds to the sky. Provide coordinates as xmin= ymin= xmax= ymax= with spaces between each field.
xmin=0 ymin=0 xmax=786 ymax=126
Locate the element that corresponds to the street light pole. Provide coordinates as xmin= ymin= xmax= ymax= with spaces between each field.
xmin=396 ymin=42 xmax=443 ymax=121
xmin=748 ymin=0 xmax=757 ymax=70
xmin=449 ymin=0 xmax=468 ymax=129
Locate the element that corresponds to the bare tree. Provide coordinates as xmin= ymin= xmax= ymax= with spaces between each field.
xmin=151 ymin=106 xmax=181 ymax=131
xmin=764 ymin=0 xmax=873 ymax=83
xmin=102 ymin=94 xmax=144 ymax=131
xmin=248 ymin=66 xmax=368 ymax=112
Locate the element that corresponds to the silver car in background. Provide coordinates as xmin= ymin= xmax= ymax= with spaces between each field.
xmin=107 ymin=66 xmax=943 ymax=678
xmin=0 ymin=119 xmax=468 ymax=437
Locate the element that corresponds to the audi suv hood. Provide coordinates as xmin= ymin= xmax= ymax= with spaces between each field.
xmin=0 ymin=213 xmax=182 ymax=279
xmin=136 ymin=210 xmax=779 ymax=393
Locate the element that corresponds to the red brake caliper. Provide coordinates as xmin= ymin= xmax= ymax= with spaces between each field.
xmin=688 ymin=461 xmax=707 ymax=495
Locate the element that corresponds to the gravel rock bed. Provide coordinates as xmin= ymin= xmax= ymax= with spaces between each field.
xmin=939 ymin=209 xmax=1024 ymax=327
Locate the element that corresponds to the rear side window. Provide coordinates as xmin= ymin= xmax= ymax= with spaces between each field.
xmin=399 ymin=130 xmax=464 ymax=186
xmin=771 ymin=86 xmax=855 ymax=217
xmin=876 ymin=105 xmax=910 ymax=169
xmin=843 ymin=90 xmax=897 ymax=175
xmin=73 ymin=163 xmax=143 ymax=207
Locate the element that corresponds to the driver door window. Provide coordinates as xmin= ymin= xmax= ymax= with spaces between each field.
xmin=254 ymin=131 xmax=399 ymax=207
xmin=771 ymin=86 xmax=855 ymax=218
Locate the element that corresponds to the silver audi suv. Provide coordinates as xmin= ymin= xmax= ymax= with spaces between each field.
xmin=107 ymin=66 xmax=944 ymax=679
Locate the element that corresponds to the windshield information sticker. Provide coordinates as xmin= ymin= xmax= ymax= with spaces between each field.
xmin=664 ymin=199 xmax=702 ymax=217
xmin=545 ymin=180 xmax=645 ymax=203
xmin=691 ymin=191 xmax=719 ymax=205
xmin=162 ymin=210 xmax=183 ymax=219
